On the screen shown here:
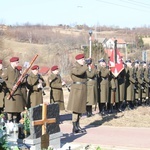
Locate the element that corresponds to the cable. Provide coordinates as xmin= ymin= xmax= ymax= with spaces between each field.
xmin=96 ymin=0 xmax=150 ymax=13
xmin=120 ymin=0 xmax=150 ymax=9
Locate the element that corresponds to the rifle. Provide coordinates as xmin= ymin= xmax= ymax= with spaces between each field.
xmin=62 ymin=79 xmax=71 ymax=92
xmin=38 ymin=74 xmax=46 ymax=95
xmin=7 ymin=54 xmax=38 ymax=100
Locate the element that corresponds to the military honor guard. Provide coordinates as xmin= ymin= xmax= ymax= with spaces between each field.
xmin=85 ymin=58 xmax=98 ymax=117
xmin=0 ymin=60 xmax=6 ymax=114
xmin=144 ymin=62 xmax=150 ymax=105
xmin=48 ymin=65 xmax=66 ymax=111
xmin=97 ymin=58 xmax=109 ymax=115
xmin=1 ymin=57 xmax=25 ymax=123
xmin=67 ymin=53 xmax=88 ymax=134
xmin=26 ymin=65 xmax=46 ymax=108
xmin=16 ymin=65 xmax=28 ymax=109
xmin=125 ymin=59 xmax=136 ymax=109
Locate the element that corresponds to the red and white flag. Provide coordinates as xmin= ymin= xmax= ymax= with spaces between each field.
xmin=108 ymin=40 xmax=124 ymax=77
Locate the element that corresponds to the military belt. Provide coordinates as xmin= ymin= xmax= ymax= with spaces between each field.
xmin=87 ymin=78 xmax=96 ymax=81
xmin=73 ymin=82 xmax=86 ymax=85
xmin=102 ymin=77 xmax=108 ymax=80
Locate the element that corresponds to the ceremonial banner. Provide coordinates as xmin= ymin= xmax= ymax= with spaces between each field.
xmin=109 ymin=40 xmax=124 ymax=77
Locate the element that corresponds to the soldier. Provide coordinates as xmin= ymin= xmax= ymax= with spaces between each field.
xmin=144 ymin=63 xmax=150 ymax=105
xmin=135 ymin=61 xmax=145 ymax=106
xmin=141 ymin=61 xmax=147 ymax=105
xmin=97 ymin=58 xmax=109 ymax=115
xmin=67 ymin=53 xmax=88 ymax=134
xmin=125 ymin=59 xmax=136 ymax=109
xmin=85 ymin=58 xmax=98 ymax=117
xmin=1 ymin=57 xmax=25 ymax=123
xmin=26 ymin=65 xmax=46 ymax=108
xmin=108 ymin=72 xmax=117 ymax=113
xmin=0 ymin=60 xmax=6 ymax=114
xmin=117 ymin=66 xmax=126 ymax=111
xmin=16 ymin=65 xmax=28 ymax=109
xmin=48 ymin=65 xmax=66 ymax=111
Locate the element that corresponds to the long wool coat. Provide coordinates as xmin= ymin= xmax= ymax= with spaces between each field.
xmin=27 ymin=72 xmax=46 ymax=108
xmin=117 ymin=69 xmax=126 ymax=102
xmin=144 ymin=67 xmax=150 ymax=98
xmin=0 ymin=69 xmax=6 ymax=108
xmin=48 ymin=73 xmax=65 ymax=110
xmin=2 ymin=65 xmax=25 ymax=112
xmin=109 ymin=74 xmax=118 ymax=104
xmin=86 ymin=66 xmax=98 ymax=106
xmin=125 ymin=67 xmax=136 ymax=101
xmin=67 ymin=62 xmax=88 ymax=113
xmin=98 ymin=66 xmax=109 ymax=103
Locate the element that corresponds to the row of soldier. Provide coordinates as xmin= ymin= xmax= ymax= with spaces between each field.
xmin=85 ymin=58 xmax=150 ymax=117
xmin=48 ymin=53 xmax=150 ymax=134
xmin=0 ymin=57 xmax=46 ymax=123
xmin=0 ymin=54 xmax=150 ymax=134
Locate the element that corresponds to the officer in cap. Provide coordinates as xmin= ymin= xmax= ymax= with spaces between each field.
xmin=97 ymin=58 xmax=109 ymax=115
xmin=125 ymin=59 xmax=136 ymax=109
xmin=133 ymin=60 xmax=140 ymax=107
xmin=67 ymin=53 xmax=88 ymax=134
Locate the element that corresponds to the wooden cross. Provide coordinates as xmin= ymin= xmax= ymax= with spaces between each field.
xmin=32 ymin=103 xmax=56 ymax=135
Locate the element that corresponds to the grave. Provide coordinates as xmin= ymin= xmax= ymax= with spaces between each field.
xmin=7 ymin=103 xmax=62 ymax=150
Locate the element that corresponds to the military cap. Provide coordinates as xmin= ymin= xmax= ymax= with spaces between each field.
xmin=125 ymin=59 xmax=131 ymax=63
xmin=98 ymin=58 xmax=105 ymax=63
xmin=16 ymin=66 xmax=22 ymax=71
xmin=141 ymin=61 xmax=146 ymax=64
xmin=75 ymin=54 xmax=84 ymax=60
xmin=10 ymin=57 xmax=19 ymax=62
xmin=0 ymin=60 xmax=2 ymax=64
xmin=51 ymin=65 xmax=58 ymax=71
xmin=31 ymin=65 xmax=39 ymax=70
xmin=134 ymin=60 xmax=139 ymax=64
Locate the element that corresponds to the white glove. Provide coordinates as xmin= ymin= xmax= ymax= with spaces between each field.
xmin=37 ymin=83 xmax=42 ymax=89
xmin=62 ymin=81 xmax=66 ymax=86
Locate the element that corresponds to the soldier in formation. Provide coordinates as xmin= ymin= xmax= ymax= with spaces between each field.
xmin=67 ymin=53 xmax=88 ymax=134
xmin=85 ymin=58 xmax=97 ymax=117
xmin=26 ymin=65 xmax=46 ymax=108
xmin=48 ymin=65 xmax=66 ymax=111
xmin=1 ymin=57 xmax=26 ymax=123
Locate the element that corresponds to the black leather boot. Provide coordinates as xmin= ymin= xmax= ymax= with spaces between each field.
xmin=99 ymin=103 xmax=105 ymax=116
xmin=107 ymin=103 xmax=113 ymax=114
xmin=86 ymin=106 xmax=90 ymax=117
xmin=86 ymin=105 xmax=93 ymax=117
xmin=116 ymin=102 xmax=122 ymax=112
xmin=72 ymin=122 xmax=79 ymax=133
xmin=76 ymin=121 xmax=86 ymax=133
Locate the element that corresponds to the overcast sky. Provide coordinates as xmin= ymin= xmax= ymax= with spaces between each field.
xmin=0 ymin=0 xmax=150 ymax=28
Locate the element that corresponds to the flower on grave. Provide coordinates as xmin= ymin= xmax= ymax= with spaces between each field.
xmin=0 ymin=130 xmax=9 ymax=150
xmin=20 ymin=107 xmax=30 ymax=136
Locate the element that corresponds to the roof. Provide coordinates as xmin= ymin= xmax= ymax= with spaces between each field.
xmin=111 ymin=38 xmax=126 ymax=44
xmin=39 ymin=66 xmax=50 ymax=75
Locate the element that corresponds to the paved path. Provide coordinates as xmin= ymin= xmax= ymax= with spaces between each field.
xmin=59 ymin=117 xmax=150 ymax=150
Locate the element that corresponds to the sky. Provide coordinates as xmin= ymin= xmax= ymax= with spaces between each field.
xmin=0 ymin=0 xmax=150 ymax=28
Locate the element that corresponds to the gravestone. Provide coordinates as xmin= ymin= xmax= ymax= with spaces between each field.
xmin=29 ymin=103 xmax=60 ymax=138
xmin=7 ymin=103 xmax=62 ymax=149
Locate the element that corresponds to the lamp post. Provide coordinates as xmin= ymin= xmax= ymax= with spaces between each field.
xmin=89 ymin=30 xmax=92 ymax=58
